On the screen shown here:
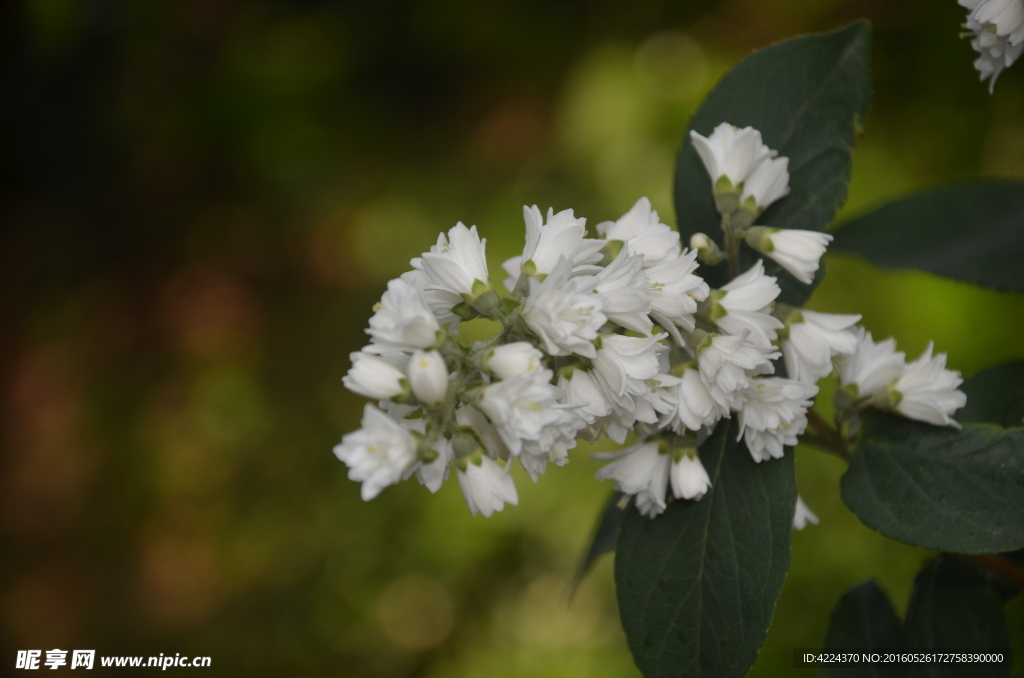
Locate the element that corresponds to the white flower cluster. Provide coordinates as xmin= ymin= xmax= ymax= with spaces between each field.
xmin=333 ymin=122 xmax=967 ymax=525
xmin=838 ymin=330 xmax=968 ymax=428
xmin=961 ymin=0 xmax=1024 ymax=92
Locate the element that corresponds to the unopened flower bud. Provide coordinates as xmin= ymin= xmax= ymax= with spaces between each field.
xmin=483 ymin=342 xmax=544 ymax=379
xmin=690 ymin=233 xmax=723 ymax=265
xmin=671 ymin=447 xmax=711 ymax=501
xmin=408 ymin=350 xmax=449 ymax=406
xmin=343 ymin=352 xmax=410 ymax=400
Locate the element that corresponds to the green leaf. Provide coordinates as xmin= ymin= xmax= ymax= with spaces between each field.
xmin=904 ymin=556 xmax=1012 ymax=678
xmin=841 ymin=414 xmax=1024 ymax=554
xmin=819 ymin=580 xmax=910 ymax=678
xmin=571 ymin=491 xmax=627 ymax=596
xmin=674 ymin=22 xmax=871 ymax=305
xmin=831 ymin=182 xmax=1024 ymax=293
xmin=957 ymin=361 xmax=1024 ymax=429
xmin=615 ymin=421 xmax=796 ymax=678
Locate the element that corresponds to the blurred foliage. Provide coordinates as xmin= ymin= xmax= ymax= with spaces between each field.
xmin=1 ymin=0 xmax=1023 ymax=676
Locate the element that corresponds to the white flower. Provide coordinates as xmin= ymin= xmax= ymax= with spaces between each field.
xmin=411 ymin=222 xmax=490 ymax=298
xmin=659 ymin=364 xmax=727 ymax=434
xmin=343 ymin=351 xmax=409 ymax=400
xmin=592 ymin=334 xmax=666 ymax=409
xmin=483 ymin=342 xmax=545 ymax=379
xmin=690 ymin=123 xmax=776 ymax=188
xmin=671 ymin=451 xmax=712 ymax=501
xmin=557 ymin=368 xmax=612 ymax=427
xmin=696 ymin=332 xmax=779 ymax=409
xmin=646 ymin=248 xmax=709 ymax=340
xmin=595 ymin=197 xmax=681 ymax=266
xmin=477 ymin=369 xmax=580 ymax=480
xmin=838 ymin=328 xmax=906 ymax=398
xmin=961 ymin=0 xmax=1024 ymax=92
xmin=456 ymin=405 xmax=511 ymax=461
xmin=408 ymin=432 xmax=452 ymax=493
xmin=632 ymin=373 xmax=682 ymax=434
xmin=457 ymin=455 xmax=518 ymax=518
xmin=734 ymin=377 xmax=818 ymax=462
xmin=712 ymin=260 xmax=783 ymax=347
xmin=400 ymin=269 xmax=462 ymax=325
xmin=502 ymin=206 xmax=605 ymax=289
xmin=964 ymin=0 xmax=1024 ymax=41
xmin=890 ymin=342 xmax=967 ymax=428
xmin=522 ymin=257 xmax=606 ymax=359
xmin=334 ymin=404 xmax=418 ymax=500
xmin=595 ymin=441 xmax=671 ymax=518
xmin=749 ymin=228 xmax=832 ymax=285
xmin=366 ymin=276 xmax=443 ymax=353
xmin=740 ymin=155 xmax=790 ymax=212
xmin=408 ymin=350 xmax=448 ymax=406
xmin=966 ymin=18 xmax=1024 ymax=92
xmin=594 ymin=251 xmax=653 ymax=334
xmin=587 ymin=334 xmax=668 ymax=443
xmin=781 ymin=310 xmax=862 ymax=383
xmin=793 ymin=495 xmax=819 ymax=530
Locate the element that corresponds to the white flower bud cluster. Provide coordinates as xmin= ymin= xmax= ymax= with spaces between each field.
xmin=960 ymin=0 xmax=1024 ymax=92
xmin=334 ymin=123 xmax=967 ymax=523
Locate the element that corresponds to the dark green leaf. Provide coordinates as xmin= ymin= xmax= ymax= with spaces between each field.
xmin=841 ymin=414 xmax=1024 ymax=554
xmin=674 ymin=22 xmax=871 ymax=305
xmin=957 ymin=361 xmax=1024 ymax=429
xmin=571 ymin=491 xmax=627 ymax=597
xmin=831 ymin=182 xmax=1024 ymax=293
xmin=615 ymin=421 xmax=796 ymax=678
xmin=904 ymin=556 xmax=1011 ymax=678
xmin=819 ymin=580 xmax=910 ymax=678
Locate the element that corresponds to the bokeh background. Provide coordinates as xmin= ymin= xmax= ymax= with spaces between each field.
xmin=2 ymin=0 xmax=1023 ymax=675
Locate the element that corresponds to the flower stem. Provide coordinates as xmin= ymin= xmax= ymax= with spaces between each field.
xmin=804 ymin=409 xmax=849 ymax=462
xmin=720 ymin=214 xmax=741 ymax=278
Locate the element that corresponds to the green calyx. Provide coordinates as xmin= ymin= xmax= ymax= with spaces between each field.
xmin=729 ymin=204 xmax=758 ymax=232
xmin=391 ymin=377 xmax=413 ymax=403
xmin=599 ymin=240 xmax=625 ymax=266
xmin=714 ymin=191 xmax=739 ymax=217
xmin=672 ymin=445 xmax=698 ymax=463
xmin=697 ymin=290 xmax=729 ymax=323
xmin=744 ymin=226 xmax=778 ymax=253
xmin=773 ymin=304 xmax=803 ymax=340
xmin=881 ymin=384 xmax=903 ymax=410
xmin=836 ymin=382 xmax=861 ymax=408
xmin=459 ymin=279 xmax=501 ymax=319
xmin=450 ymin=301 xmax=475 ymax=320
xmin=691 ymin=233 xmax=724 ymax=265
xmin=554 ymin=357 xmax=589 ymax=380
xmin=684 ymin=329 xmax=714 ymax=355
xmin=452 ymin=429 xmax=485 ymax=461
xmin=712 ymin=176 xmax=741 ymax=215
xmin=669 ymin=360 xmax=697 ymax=378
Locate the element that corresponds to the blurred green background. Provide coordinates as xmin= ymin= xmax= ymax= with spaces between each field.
xmin=2 ymin=0 xmax=1023 ymax=675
